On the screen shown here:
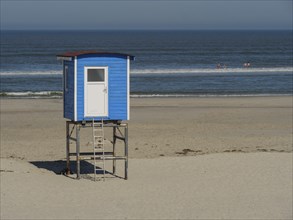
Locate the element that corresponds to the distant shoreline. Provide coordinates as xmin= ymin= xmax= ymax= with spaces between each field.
xmin=1 ymin=93 xmax=292 ymax=99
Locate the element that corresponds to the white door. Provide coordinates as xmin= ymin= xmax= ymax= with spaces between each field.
xmin=84 ymin=67 xmax=108 ymax=117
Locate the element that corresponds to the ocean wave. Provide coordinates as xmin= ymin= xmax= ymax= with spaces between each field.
xmin=0 ymin=91 xmax=62 ymax=97
xmin=0 ymin=67 xmax=292 ymax=76
xmin=0 ymin=70 xmax=62 ymax=76
xmin=1 ymin=91 xmax=291 ymax=98
xmin=131 ymin=67 xmax=293 ymax=75
xmin=130 ymin=94 xmax=292 ymax=98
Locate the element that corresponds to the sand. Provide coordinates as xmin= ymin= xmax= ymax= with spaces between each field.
xmin=0 ymin=97 xmax=292 ymax=219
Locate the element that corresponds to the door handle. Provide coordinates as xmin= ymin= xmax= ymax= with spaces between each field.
xmin=103 ymin=87 xmax=107 ymax=93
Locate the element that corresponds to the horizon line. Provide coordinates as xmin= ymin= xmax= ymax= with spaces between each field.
xmin=1 ymin=28 xmax=292 ymax=31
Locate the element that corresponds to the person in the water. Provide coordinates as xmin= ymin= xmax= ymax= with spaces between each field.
xmin=244 ymin=62 xmax=251 ymax=68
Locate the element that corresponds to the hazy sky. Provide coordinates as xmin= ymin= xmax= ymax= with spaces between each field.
xmin=1 ymin=0 xmax=292 ymax=30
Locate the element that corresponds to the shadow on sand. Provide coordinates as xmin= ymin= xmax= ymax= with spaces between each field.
xmin=30 ymin=155 xmax=125 ymax=180
xmin=30 ymin=160 xmax=100 ymax=175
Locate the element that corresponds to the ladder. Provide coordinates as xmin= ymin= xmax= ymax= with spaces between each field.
xmin=92 ymin=118 xmax=106 ymax=181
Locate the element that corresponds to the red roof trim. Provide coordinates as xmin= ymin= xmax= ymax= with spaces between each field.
xmin=57 ymin=51 xmax=135 ymax=60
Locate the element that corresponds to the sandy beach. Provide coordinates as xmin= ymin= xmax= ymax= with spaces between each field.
xmin=1 ymin=96 xmax=292 ymax=219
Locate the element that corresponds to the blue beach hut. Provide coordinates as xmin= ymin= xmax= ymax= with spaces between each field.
xmin=57 ymin=51 xmax=135 ymax=122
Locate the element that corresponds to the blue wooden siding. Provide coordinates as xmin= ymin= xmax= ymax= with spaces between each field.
xmin=63 ymin=60 xmax=75 ymax=120
xmin=76 ymin=54 xmax=128 ymax=121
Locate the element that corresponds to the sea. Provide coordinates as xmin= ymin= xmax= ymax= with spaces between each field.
xmin=0 ymin=30 xmax=292 ymax=98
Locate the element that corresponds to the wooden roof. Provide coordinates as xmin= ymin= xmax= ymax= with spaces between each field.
xmin=57 ymin=51 xmax=135 ymax=60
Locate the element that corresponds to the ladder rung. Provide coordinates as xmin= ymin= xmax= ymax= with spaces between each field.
xmin=94 ymin=133 xmax=103 ymax=135
xmin=95 ymin=156 xmax=126 ymax=160
xmin=93 ymin=122 xmax=103 ymax=125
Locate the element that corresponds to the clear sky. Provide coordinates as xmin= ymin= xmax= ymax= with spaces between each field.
xmin=0 ymin=0 xmax=292 ymax=30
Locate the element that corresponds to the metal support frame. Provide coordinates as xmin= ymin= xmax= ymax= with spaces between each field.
xmin=65 ymin=121 xmax=128 ymax=180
